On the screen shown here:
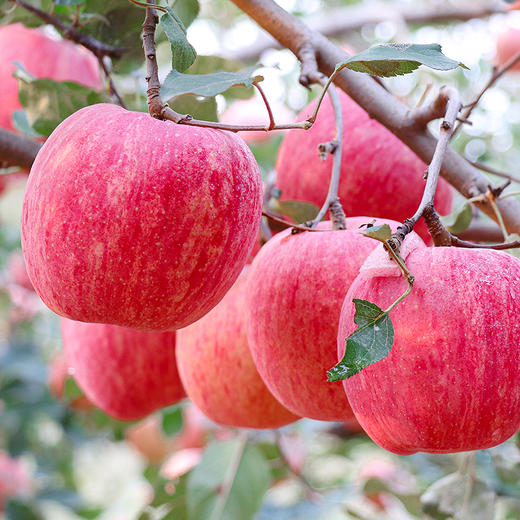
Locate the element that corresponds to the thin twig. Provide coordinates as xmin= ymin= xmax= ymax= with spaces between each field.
xmin=466 ymin=159 xmax=520 ymax=185
xmin=454 ymin=48 xmax=520 ymax=137
xmin=97 ymin=57 xmax=127 ymax=109
xmin=209 ymin=432 xmax=248 ymax=520
xmin=10 ymin=0 xmax=126 ymax=59
xmin=254 ymin=83 xmax=275 ymax=130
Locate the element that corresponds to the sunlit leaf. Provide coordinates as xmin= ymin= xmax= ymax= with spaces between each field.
xmin=269 ymin=198 xmax=319 ymax=224
xmin=160 ymin=6 xmax=197 ymax=72
xmin=361 ymin=224 xmax=392 ymax=242
xmin=338 ymin=43 xmax=468 ymax=78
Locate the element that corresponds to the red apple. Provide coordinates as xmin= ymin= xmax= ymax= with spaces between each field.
xmin=220 ymin=95 xmax=294 ymax=144
xmin=22 ymin=104 xmax=263 ymax=330
xmin=496 ymin=28 xmax=520 ymax=72
xmin=338 ymin=245 xmax=520 ymax=455
xmin=0 ymin=23 xmax=102 ymax=133
xmin=245 ymin=217 xmax=424 ymax=421
xmin=275 ymin=90 xmax=453 ymax=243
xmin=177 ymin=268 xmax=299 ymax=428
xmin=0 ymin=452 xmax=32 ymax=511
xmin=61 ymin=318 xmax=186 ymax=421
xmin=48 ymin=352 xmax=94 ymax=412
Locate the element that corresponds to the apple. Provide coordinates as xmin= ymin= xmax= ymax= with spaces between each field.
xmin=48 ymin=352 xmax=94 ymax=412
xmin=274 ymin=89 xmax=453 ymax=243
xmin=245 ymin=217 xmax=424 ymax=421
xmin=496 ymin=28 xmax=520 ymax=72
xmin=0 ymin=23 xmax=102 ymax=133
xmin=338 ymin=245 xmax=520 ymax=455
xmin=176 ymin=267 xmax=299 ymax=428
xmin=220 ymin=95 xmax=294 ymax=144
xmin=0 ymin=452 xmax=32 ymax=511
xmin=22 ymin=104 xmax=263 ymax=330
xmin=61 ymin=318 xmax=186 ymax=421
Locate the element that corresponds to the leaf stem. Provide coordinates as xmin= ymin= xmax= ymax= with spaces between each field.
xmin=209 ymin=432 xmax=248 ymax=520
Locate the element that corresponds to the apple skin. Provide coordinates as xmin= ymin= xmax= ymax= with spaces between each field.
xmin=275 ymin=90 xmax=453 ymax=243
xmin=496 ymin=28 xmax=520 ymax=72
xmin=22 ymin=104 xmax=263 ymax=330
xmin=338 ymin=245 xmax=520 ymax=455
xmin=0 ymin=23 xmax=102 ymax=133
xmin=176 ymin=268 xmax=299 ymax=428
xmin=61 ymin=318 xmax=186 ymax=421
xmin=245 ymin=217 xmax=424 ymax=421
xmin=0 ymin=452 xmax=32 ymax=511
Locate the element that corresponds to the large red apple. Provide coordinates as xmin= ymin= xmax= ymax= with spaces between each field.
xmin=275 ymin=90 xmax=452 ymax=243
xmin=337 ymin=245 xmax=520 ymax=455
xmin=22 ymin=104 xmax=263 ymax=330
xmin=0 ymin=23 xmax=102 ymax=132
xmin=245 ymin=217 xmax=424 ymax=421
xmin=496 ymin=28 xmax=520 ymax=72
xmin=61 ymin=318 xmax=186 ymax=421
xmin=176 ymin=268 xmax=299 ymax=428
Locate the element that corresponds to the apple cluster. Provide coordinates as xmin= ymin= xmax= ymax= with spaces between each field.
xmin=10 ymin=25 xmax=520 ymax=457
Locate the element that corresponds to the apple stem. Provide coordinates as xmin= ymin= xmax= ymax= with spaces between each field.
xmin=262 ymin=211 xmax=325 ymax=234
xmin=254 ymin=83 xmax=275 ymax=130
xmin=9 ymin=0 xmax=126 ymax=59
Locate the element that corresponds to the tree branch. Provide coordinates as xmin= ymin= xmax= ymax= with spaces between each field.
xmin=228 ymin=0 xmax=520 ymax=235
xmin=229 ymin=2 xmax=505 ymax=62
xmin=10 ymin=0 xmax=126 ymax=59
xmin=0 ymin=128 xmax=41 ymax=170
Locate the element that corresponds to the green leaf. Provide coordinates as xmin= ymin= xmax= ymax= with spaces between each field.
xmin=161 ymin=68 xmax=263 ymax=101
xmin=338 ymin=43 xmax=468 ymax=78
xmin=172 ymin=0 xmax=199 ymax=28
xmin=16 ymin=76 xmax=109 ymax=137
xmin=160 ymin=6 xmax=197 ymax=73
xmin=269 ymin=198 xmax=319 ymax=224
xmin=161 ymin=404 xmax=183 ymax=436
xmin=170 ymin=95 xmax=218 ymax=122
xmin=187 ymin=438 xmax=271 ymax=520
xmin=5 ymin=499 xmax=43 ymax=520
xmin=11 ymin=111 xmax=43 ymax=139
xmin=421 ymin=473 xmax=495 ymax=520
xmin=327 ymin=299 xmax=394 ymax=381
xmin=64 ymin=377 xmax=84 ymax=400
xmin=440 ymin=202 xmax=473 ymax=234
xmin=361 ymin=224 xmax=392 ymax=242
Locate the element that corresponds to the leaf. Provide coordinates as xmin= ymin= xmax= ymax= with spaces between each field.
xmin=338 ymin=43 xmax=468 ymax=78
xmin=170 ymin=95 xmax=218 ymax=122
xmin=11 ymin=111 xmax=43 ymax=139
xmin=172 ymin=0 xmax=199 ymax=28
xmin=421 ymin=473 xmax=495 ymax=520
xmin=64 ymin=377 xmax=84 ymax=400
xmin=161 ymin=404 xmax=183 ymax=436
xmin=268 ymin=198 xmax=319 ymax=224
xmin=361 ymin=224 xmax=392 ymax=242
xmin=5 ymin=499 xmax=43 ymax=520
xmin=327 ymin=299 xmax=394 ymax=381
xmin=16 ymin=76 xmax=109 ymax=137
xmin=160 ymin=6 xmax=197 ymax=73
xmin=440 ymin=202 xmax=473 ymax=234
xmin=187 ymin=438 xmax=271 ymax=520
xmin=161 ymin=68 xmax=263 ymax=101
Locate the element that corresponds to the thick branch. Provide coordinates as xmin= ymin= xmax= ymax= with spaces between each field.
xmin=230 ymin=2 xmax=505 ymax=62
xmin=0 ymin=129 xmax=41 ymax=170
xmin=229 ymin=0 xmax=520 ymax=235
xmin=11 ymin=0 xmax=126 ymax=59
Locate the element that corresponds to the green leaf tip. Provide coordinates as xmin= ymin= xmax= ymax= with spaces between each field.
xmin=160 ymin=6 xmax=197 ymax=73
xmin=338 ymin=43 xmax=468 ymax=78
xmin=361 ymin=223 xmax=392 ymax=242
xmin=440 ymin=202 xmax=473 ymax=234
xmin=327 ymin=299 xmax=394 ymax=381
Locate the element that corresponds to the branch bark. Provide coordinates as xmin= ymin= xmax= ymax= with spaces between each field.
xmin=229 ymin=2 xmax=505 ymax=62
xmin=229 ymin=0 xmax=520 ymax=235
xmin=0 ymin=129 xmax=41 ymax=170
